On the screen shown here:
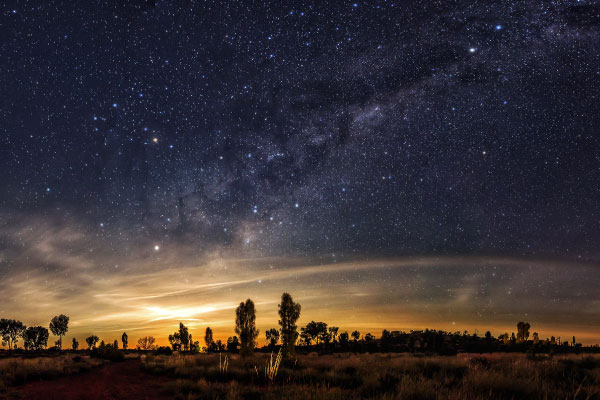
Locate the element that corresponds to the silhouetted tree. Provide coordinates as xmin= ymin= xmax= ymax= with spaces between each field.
xmin=205 ymin=327 xmax=214 ymax=351
xmin=169 ymin=323 xmax=189 ymax=351
xmin=190 ymin=338 xmax=201 ymax=353
xmin=381 ymin=329 xmax=392 ymax=352
xmin=351 ymin=330 xmax=360 ymax=342
xmin=339 ymin=331 xmax=349 ymax=347
xmin=328 ymin=326 xmax=339 ymax=344
xmin=226 ymin=336 xmax=239 ymax=352
xmin=235 ymin=298 xmax=259 ymax=356
xmin=299 ymin=330 xmax=312 ymax=346
xmin=265 ymin=328 xmax=279 ymax=349
xmin=113 ymin=339 xmax=118 ymax=349
xmin=137 ymin=336 xmax=156 ymax=350
xmin=318 ymin=325 xmax=331 ymax=345
xmin=533 ymin=332 xmax=539 ymax=344
xmin=168 ymin=332 xmax=182 ymax=351
xmin=23 ymin=326 xmax=49 ymax=350
xmin=516 ymin=322 xmax=530 ymax=343
xmin=179 ymin=323 xmax=190 ymax=351
xmin=86 ymin=335 xmax=99 ymax=350
xmin=72 ymin=337 xmax=79 ymax=350
xmin=302 ymin=321 xmax=328 ymax=345
xmin=122 ymin=332 xmax=128 ymax=350
xmin=0 ymin=319 xmax=26 ymax=350
xmin=49 ymin=314 xmax=69 ymax=350
xmin=364 ymin=333 xmax=375 ymax=342
xmin=278 ymin=292 xmax=301 ymax=356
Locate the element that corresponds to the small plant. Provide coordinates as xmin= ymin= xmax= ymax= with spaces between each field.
xmin=265 ymin=349 xmax=283 ymax=383
xmin=219 ymin=352 xmax=229 ymax=375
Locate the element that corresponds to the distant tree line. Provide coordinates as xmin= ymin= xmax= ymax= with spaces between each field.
xmin=2 ymin=296 xmax=598 ymax=357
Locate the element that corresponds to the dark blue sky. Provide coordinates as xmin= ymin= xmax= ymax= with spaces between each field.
xmin=1 ymin=1 xmax=599 ymax=260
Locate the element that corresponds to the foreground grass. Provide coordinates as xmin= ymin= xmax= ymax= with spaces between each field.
xmin=0 ymin=354 xmax=101 ymax=391
xmin=142 ymin=352 xmax=600 ymax=399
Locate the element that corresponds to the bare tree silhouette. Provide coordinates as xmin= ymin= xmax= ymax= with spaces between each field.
xmin=72 ymin=337 xmax=79 ymax=350
xmin=137 ymin=336 xmax=156 ymax=350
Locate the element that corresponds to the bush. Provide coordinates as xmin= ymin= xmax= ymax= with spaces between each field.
xmin=90 ymin=345 xmax=124 ymax=362
xmin=154 ymin=346 xmax=173 ymax=356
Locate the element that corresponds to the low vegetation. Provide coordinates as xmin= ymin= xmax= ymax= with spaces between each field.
xmin=0 ymin=354 xmax=100 ymax=391
xmin=141 ymin=352 xmax=600 ymax=400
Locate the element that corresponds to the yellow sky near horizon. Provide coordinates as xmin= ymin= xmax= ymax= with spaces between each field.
xmin=2 ymin=254 xmax=599 ymax=348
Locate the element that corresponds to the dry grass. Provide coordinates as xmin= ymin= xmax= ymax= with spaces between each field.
xmin=142 ymin=352 xmax=600 ymax=399
xmin=265 ymin=349 xmax=282 ymax=383
xmin=0 ymin=354 xmax=101 ymax=390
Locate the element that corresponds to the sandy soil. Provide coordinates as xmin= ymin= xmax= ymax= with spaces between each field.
xmin=5 ymin=359 xmax=171 ymax=400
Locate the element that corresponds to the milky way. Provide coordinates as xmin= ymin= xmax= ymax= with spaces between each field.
xmin=1 ymin=1 xmax=599 ymax=344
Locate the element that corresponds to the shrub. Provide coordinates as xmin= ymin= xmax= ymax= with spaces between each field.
xmin=154 ymin=346 xmax=173 ymax=356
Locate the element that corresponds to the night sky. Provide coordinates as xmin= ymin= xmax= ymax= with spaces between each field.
xmin=1 ymin=1 xmax=599 ymax=345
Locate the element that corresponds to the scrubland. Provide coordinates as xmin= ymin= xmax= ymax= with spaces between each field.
xmin=140 ymin=352 xmax=600 ymax=399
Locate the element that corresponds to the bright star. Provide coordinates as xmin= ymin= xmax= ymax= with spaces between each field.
xmin=154 ymin=245 xmax=160 ymax=251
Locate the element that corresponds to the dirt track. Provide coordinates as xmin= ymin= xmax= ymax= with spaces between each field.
xmin=6 ymin=359 xmax=171 ymax=400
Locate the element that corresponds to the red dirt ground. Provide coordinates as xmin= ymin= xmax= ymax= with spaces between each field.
xmin=5 ymin=359 xmax=172 ymax=400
